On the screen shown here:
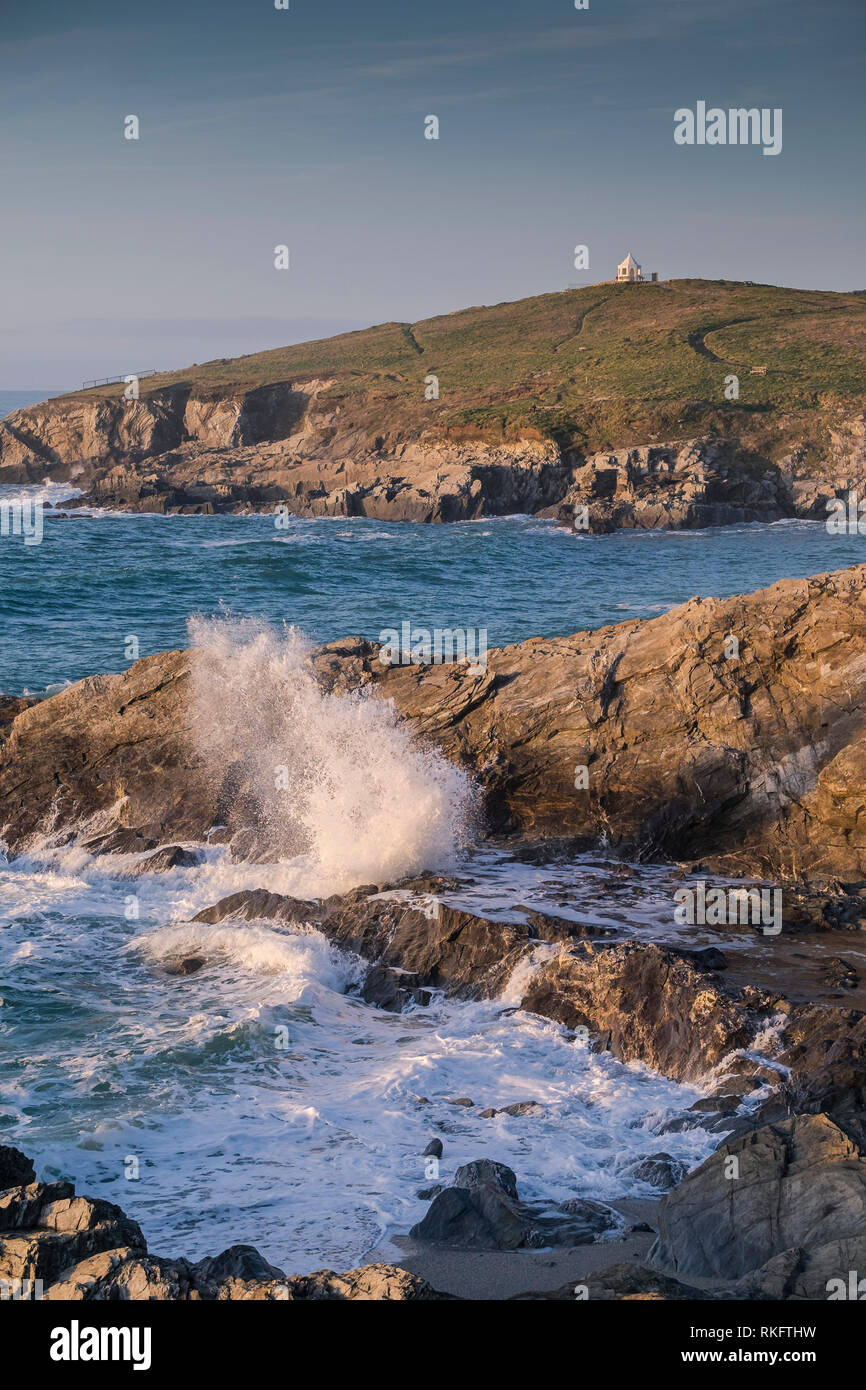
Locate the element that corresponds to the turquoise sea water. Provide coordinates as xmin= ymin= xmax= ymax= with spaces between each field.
xmin=0 ymin=506 xmax=864 ymax=695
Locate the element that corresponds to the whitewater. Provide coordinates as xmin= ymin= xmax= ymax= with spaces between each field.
xmin=0 ymin=616 xmax=728 ymax=1273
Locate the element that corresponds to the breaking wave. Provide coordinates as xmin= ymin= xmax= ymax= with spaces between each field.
xmin=187 ymin=615 xmax=476 ymax=890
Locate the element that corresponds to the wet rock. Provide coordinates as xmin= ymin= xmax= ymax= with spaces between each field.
xmin=478 ymin=1108 xmax=498 ymax=1118
xmin=675 ymin=946 xmax=728 ymax=972
xmin=417 ymin=1185 xmax=443 ymax=1201
xmin=623 ymin=1153 xmax=688 ymax=1191
xmin=500 ymin=1101 xmax=544 ymax=1117
xmin=85 ymin=828 xmax=159 ymax=856
xmin=650 ymin=1113 xmax=866 ymax=1280
xmin=519 ymin=939 xmax=767 ymax=1083
xmin=824 ymin=956 xmax=859 ymax=990
xmin=122 ymin=844 xmax=201 ymax=875
xmin=423 ymin=1139 xmax=443 ymax=1159
xmin=409 ymin=1159 xmax=616 ymax=1251
xmin=361 ymin=963 xmax=430 ymax=1012
xmin=448 ymin=1097 xmax=474 ymax=1108
xmin=163 ymin=955 xmax=208 ymax=976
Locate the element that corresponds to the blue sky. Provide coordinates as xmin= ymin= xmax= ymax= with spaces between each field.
xmin=2 ymin=0 xmax=864 ymax=388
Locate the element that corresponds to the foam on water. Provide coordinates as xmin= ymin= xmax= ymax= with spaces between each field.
xmin=0 ymin=619 xmax=734 ymax=1274
xmin=0 ymin=841 xmax=723 ymax=1272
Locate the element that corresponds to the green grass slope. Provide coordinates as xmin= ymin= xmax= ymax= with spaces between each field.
xmin=65 ymin=279 xmax=866 ymax=457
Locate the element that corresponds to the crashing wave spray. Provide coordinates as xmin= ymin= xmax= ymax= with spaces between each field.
xmin=187 ymin=616 xmax=477 ymax=889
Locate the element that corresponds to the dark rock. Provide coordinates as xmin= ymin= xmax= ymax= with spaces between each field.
xmin=453 ymin=1160 xmax=518 ymax=1199
xmin=122 ymin=844 xmax=201 ymax=875
xmin=623 ymin=1153 xmax=688 ymax=1191
xmin=190 ymin=1244 xmax=285 ymax=1286
xmin=0 ymin=1145 xmax=36 ymax=1191
xmin=410 ymin=1160 xmax=616 ymax=1251
xmin=423 ymin=1139 xmax=443 ymax=1159
xmin=163 ymin=956 xmax=207 ymax=976
xmin=500 ymin=1101 xmax=544 ymax=1117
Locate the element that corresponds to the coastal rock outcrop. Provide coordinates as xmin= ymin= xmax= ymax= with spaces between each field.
xmin=649 ymin=1114 xmax=866 ymax=1281
xmin=3 ymin=565 xmax=866 ymax=882
xmin=408 ymin=1157 xmax=618 ymax=1250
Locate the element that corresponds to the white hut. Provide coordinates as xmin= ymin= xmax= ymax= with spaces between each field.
xmin=616 ymin=252 xmax=643 ymax=283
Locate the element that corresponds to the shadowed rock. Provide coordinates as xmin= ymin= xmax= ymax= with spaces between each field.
xmin=650 ymin=1113 xmax=866 ymax=1281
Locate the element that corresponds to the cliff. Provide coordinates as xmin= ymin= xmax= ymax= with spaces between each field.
xmin=3 ymin=279 xmax=865 ymax=526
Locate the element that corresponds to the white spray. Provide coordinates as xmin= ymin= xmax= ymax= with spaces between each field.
xmin=187 ymin=616 xmax=476 ymax=891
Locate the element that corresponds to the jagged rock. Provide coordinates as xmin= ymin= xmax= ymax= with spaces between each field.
xmin=189 ymin=1244 xmax=285 ymax=1287
xmin=622 ymin=1153 xmax=688 ymax=1191
xmin=45 ymin=1249 xmax=194 ymax=1301
xmin=0 ymin=1180 xmax=145 ymax=1289
xmin=271 ymin=1263 xmax=452 ymax=1301
xmin=0 ymin=1145 xmax=35 ymax=1190
xmin=650 ymin=1114 xmax=866 ymax=1280
xmin=360 ymin=963 xmax=430 ymax=1011
xmin=500 ymin=1101 xmax=544 ymax=1117
xmin=824 ymin=957 xmax=859 ymax=990
xmin=519 ymin=939 xmax=767 ymax=1083
xmin=736 ymin=1236 xmax=866 ymax=1300
xmin=409 ymin=1159 xmax=616 ymax=1251
xmin=0 ymin=1148 xmax=454 ymax=1301
xmin=5 ymin=566 xmax=866 ymax=880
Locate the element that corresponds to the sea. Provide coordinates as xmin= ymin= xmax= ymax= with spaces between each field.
xmin=1 ymin=388 xmax=863 ymax=1273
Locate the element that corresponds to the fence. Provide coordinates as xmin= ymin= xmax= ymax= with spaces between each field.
xmin=81 ymin=370 xmax=159 ymax=390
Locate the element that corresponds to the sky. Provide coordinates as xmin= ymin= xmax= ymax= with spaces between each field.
xmin=1 ymin=0 xmax=864 ymax=389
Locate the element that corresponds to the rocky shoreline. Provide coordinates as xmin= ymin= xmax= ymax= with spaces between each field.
xmin=4 ymin=565 xmax=866 ymax=879
xmin=2 ymin=381 xmax=865 ymax=532
xmin=3 ymin=565 xmax=866 ymax=1300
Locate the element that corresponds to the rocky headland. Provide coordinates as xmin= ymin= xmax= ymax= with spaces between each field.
xmin=3 ymin=280 xmax=865 ymax=531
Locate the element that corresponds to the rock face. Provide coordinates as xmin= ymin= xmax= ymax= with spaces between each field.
xmin=650 ymin=1114 xmax=866 ymax=1281
xmin=551 ymin=438 xmax=792 ymax=533
xmin=3 ymin=565 xmax=866 ymax=881
xmin=0 ymin=1146 xmax=449 ymax=1302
